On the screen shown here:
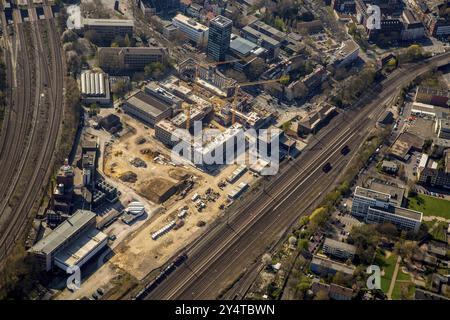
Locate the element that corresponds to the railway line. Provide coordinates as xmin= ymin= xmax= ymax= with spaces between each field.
xmin=0 ymin=0 xmax=64 ymax=262
xmin=142 ymin=53 xmax=450 ymax=300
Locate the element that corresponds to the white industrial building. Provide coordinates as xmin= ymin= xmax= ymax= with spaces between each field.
xmin=80 ymin=70 xmax=111 ymax=106
xmin=172 ymin=14 xmax=209 ymax=46
xmin=29 ymin=210 xmax=108 ymax=271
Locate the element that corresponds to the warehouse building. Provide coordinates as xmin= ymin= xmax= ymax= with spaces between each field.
xmin=29 ymin=210 xmax=108 ymax=271
xmin=80 ymin=70 xmax=111 ymax=106
xmin=123 ymin=91 xmax=173 ymax=126
xmin=83 ymin=18 xmax=134 ymax=44
xmin=98 ymin=47 xmax=168 ymax=73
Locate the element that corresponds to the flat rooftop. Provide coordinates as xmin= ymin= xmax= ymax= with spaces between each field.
xmin=31 ymin=210 xmax=96 ymax=255
xmin=251 ymin=20 xmax=287 ymax=40
xmin=311 ymin=255 xmax=355 ymax=275
xmin=173 ymin=14 xmax=208 ymax=31
xmin=230 ymin=34 xmax=259 ymax=56
xmin=54 ymin=228 xmax=107 ymax=268
xmin=368 ymin=180 xmax=405 ymax=207
xmin=211 ymin=15 xmax=232 ymax=28
xmin=242 ymin=25 xmax=280 ymax=46
xmin=323 ymin=238 xmax=357 ymax=254
xmin=83 ymin=18 xmax=134 ymax=27
xmin=355 ymin=186 xmax=390 ymax=203
xmin=126 ymin=91 xmax=172 ymax=117
xmin=370 ymin=205 xmax=423 ymax=221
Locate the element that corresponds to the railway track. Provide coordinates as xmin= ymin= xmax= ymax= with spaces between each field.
xmin=0 ymin=1 xmax=64 ymax=261
xmin=143 ymin=53 xmax=450 ymax=299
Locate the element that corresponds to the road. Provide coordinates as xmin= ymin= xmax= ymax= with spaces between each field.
xmin=0 ymin=1 xmax=64 ymax=263
xmin=141 ymin=53 xmax=450 ymax=300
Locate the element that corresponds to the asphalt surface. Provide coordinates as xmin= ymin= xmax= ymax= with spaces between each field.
xmin=142 ymin=53 xmax=450 ymax=300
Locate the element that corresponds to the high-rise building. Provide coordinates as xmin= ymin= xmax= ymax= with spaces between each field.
xmin=207 ymin=15 xmax=232 ymax=61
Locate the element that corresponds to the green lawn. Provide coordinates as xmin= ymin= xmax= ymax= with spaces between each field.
xmin=374 ymin=251 xmax=398 ymax=293
xmin=407 ymin=194 xmax=450 ymax=219
xmin=391 ymin=268 xmax=415 ymax=300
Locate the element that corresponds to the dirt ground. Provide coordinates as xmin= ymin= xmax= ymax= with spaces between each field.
xmin=103 ymin=113 xmax=258 ymax=280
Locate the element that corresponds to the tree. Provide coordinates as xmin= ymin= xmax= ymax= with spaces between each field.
xmin=394 ymin=240 xmax=418 ymax=261
xmin=376 ymin=223 xmax=398 ymax=239
xmin=61 ymin=29 xmax=78 ymax=43
xmin=348 ymin=224 xmax=380 ymax=264
xmin=66 ymin=50 xmax=81 ymax=75
xmin=296 ymin=275 xmax=311 ymax=299
xmin=111 ymin=79 xmax=130 ymax=98
xmin=84 ymin=30 xmax=100 ymax=44
xmin=144 ymin=62 xmax=165 ymax=79
xmin=245 ymin=58 xmax=266 ymax=81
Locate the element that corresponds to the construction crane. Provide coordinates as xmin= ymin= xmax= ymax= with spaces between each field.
xmin=229 ymin=75 xmax=290 ymax=125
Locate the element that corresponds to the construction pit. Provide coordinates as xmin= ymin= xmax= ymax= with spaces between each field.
xmin=103 ymin=113 xmax=259 ymax=280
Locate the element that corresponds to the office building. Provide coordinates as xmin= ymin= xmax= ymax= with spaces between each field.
xmin=207 ymin=15 xmax=232 ymax=61
xmin=351 ymin=187 xmax=422 ymax=232
xmin=172 ymin=14 xmax=209 ymax=46
xmin=83 ymin=18 xmax=134 ymax=44
xmin=29 ymin=210 xmax=108 ymax=271
xmin=229 ymin=34 xmax=267 ymax=71
xmin=97 ymin=47 xmax=168 ymax=73
xmin=241 ymin=25 xmax=281 ymax=60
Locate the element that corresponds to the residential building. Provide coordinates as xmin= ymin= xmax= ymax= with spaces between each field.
xmin=144 ymin=0 xmax=179 ymax=15
xmin=82 ymin=18 xmax=134 ymax=44
xmin=310 ymin=255 xmax=355 ymax=276
xmin=355 ymin=0 xmax=403 ymax=42
xmin=122 ymin=91 xmax=173 ymax=126
xmin=80 ymin=70 xmax=111 ymax=106
xmin=401 ymin=9 xmax=425 ymax=41
xmin=294 ymin=103 xmax=337 ymax=135
xmin=311 ymin=281 xmax=354 ymax=300
xmin=351 ymin=186 xmax=422 ymax=232
xmin=323 ymin=238 xmax=357 ymax=260
xmin=172 ymin=13 xmax=209 ymax=46
xmin=97 ymin=47 xmax=168 ymax=73
xmin=331 ymin=0 xmax=356 ymax=12
xmin=435 ymin=117 xmax=450 ymax=139
xmin=207 ymin=15 xmax=232 ymax=61
xmin=418 ymin=167 xmax=450 ymax=189
xmin=381 ymin=160 xmax=399 ymax=174
xmin=29 ymin=210 xmax=108 ymax=271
